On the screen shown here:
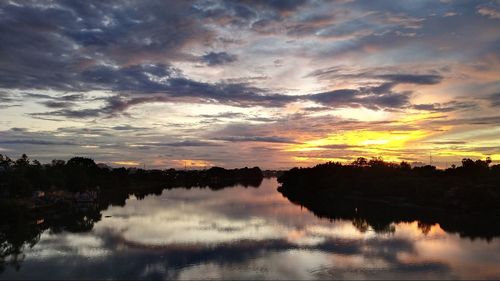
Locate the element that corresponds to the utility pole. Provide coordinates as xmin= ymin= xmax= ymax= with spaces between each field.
xmin=429 ymin=151 xmax=433 ymax=166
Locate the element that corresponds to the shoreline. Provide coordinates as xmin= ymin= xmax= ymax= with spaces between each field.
xmin=277 ymin=184 xmax=500 ymax=239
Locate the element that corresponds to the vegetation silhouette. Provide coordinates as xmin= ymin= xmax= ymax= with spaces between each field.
xmin=2 ymin=154 xmax=500 ymax=272
xmin=0 ymin=154 xmax=263 ymax=197
xmin=278 ymin=157 xmax=500 ymax=240
xmin=0 ymin=153 xmax=263 ymax=272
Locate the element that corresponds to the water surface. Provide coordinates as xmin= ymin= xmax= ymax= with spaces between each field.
xmin=1 ymin=178 xmax=500 ymax=280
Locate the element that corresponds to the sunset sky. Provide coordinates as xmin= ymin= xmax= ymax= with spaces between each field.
xmin=0 ymin=0 xmax=499 ymax=169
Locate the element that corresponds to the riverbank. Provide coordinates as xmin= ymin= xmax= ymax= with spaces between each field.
xmin=278 ymin=184 xmax=500 ymax=240
xmin=278 ymin=159 xmax=500 ymax=211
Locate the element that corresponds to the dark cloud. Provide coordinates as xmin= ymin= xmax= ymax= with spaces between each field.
xmin=21 ymin=92 xmax=87 ymax=109
xmin=137 ymin=140 xmax=221 ymax=147
xmin=196 ymin=112 xmax=277 ymax=123
xmin=9 ymin=127 xmax=27 ymax=132
xmin=308 ymin=68 xmax=444 ymax=86
xmin=428 ymin=115 xmax=500 ymax=126
xmin=294 ymin=70 xmax=451 ymax=111
xmin=80 ymin=63 xmax=295 ymax=111
xmin=111 ymin=125 xmax=150 ymax=131
xmin=0 ymin=0 xmax=475 ymax=119
xmin=0 ymin=92 xmax=15 ymax=103
xmin=253 ymin=0 xmax=307 ymax=12
xmin=0 ymin=91 xmax=20 ymax=108
xmin=376 ymin=74 xmax=443 ymax=85
xmin=198 ymin=112 xmax=247 ymax=119
xmin=26 ymin=62 xmax=303 ymax=118
xmin=213 ymin=136 xmax=299 ymax=144
xmin=0 ymin=0 xmax=212 ymax=91
xmin=57 ymin=127 xmax=112 ymax=136
xmin=30 ymin=108 xmax=103 ymax=119
xmin=309 ymin=89 xmax=410 ymax=110
xmin=487 ymin=92 xmax=500 ymax=107
xmin=413 ymin=101 xmax=477 ymax=112
xmin=196 ymin=0 xmax=307 ymax=28
xmin=0 ymin=139 xmax=75 ymax=146
xmin=202 ymin=52 xmax=238 ymax=66
xmin=24 ymin=93 xmax=55 ymax=99
xmin=41 ymin=101 xmax=74 ymax=109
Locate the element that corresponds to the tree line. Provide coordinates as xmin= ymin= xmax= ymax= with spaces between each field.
xmin=0 ymin=154 xmax=263 ymax=198
xmin=278 ymin=157 xmax=500 ymax=211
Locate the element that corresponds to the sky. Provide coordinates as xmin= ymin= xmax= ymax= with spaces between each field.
xmin=0 ymin=0 xmax=499 ymax=169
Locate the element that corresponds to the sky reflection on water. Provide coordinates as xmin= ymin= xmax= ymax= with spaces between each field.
xmin=2 ymin=178 xmax=500 ymax=280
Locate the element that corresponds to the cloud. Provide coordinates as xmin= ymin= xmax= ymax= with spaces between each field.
xmin=376 ymin=74 xmax=443 ymax=85
xmin=428 ymin=141 xmax=467 ymax=145
xmin=136 ymin=140 xmax=221 ymax=147
xmin=0 ymin=91 xmax=14 ymax=103
xmin=477 ymin=7 xmax=500 ymax=19
xmin=213 ymin=136 xmax=299 ymax=143
xmin=111 ymin=125 xmax=150 ymax=131
xmin=487 ymin=92 xmax=500 ymax=107
xmin=49 ymin=68 xmax=436 ymax=116
xmin=253 ymin=0 xmax=307 ymax=12
xmin=80 ymin=63 xmax=296 ymax=111
xmin=41 ymin=101 xmax=75 ymax=109
xmin=413 ymin=101 xmax=477 ymax=112
xmin=195 ymin=0 xmax=308 ymax=28
xmin=0 ymin=139 xmax=75 ymax=146
xmin=309 ymin=89 xmax=410 ymax=110
xmin=0 ymin=0 xmax=499 ymax=168
xmin=428 ymin=115 xmax=500 ymax=126
xmin=0 ymin=0 xmax=479 ymax=119
xmin=21 ymin=62 xmax=299 ymax=118
xmin=0 ymin=1 xmax=213 ymax=91
xmin=30 ymin=108 xmax=104 ymax=119
xmin=201 ymin=52 xmax=238 ymax=66
xmin=308 ymin=67 xmax=444 ymax=85
xmin=319 ymin=144 xmax=359 ymax=149
xmin=444 ymin=12 xmax=458 ymax=17
xmin=197 ymin=112 xmax=247 ymax=119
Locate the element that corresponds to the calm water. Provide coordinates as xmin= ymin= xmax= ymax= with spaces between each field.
xmin=2 ymin=178 xmax=500 ymax=280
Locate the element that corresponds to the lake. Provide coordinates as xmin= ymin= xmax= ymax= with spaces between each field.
xmin=1 ymin=178 xmax=500 ymax=280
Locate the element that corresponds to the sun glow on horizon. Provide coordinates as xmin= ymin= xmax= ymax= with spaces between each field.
xmin=112 ymin=161 xmax=141 ymax=166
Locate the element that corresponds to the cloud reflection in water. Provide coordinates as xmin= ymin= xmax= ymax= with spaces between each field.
xmin=1 ymin=178 xmax=500 ymax=280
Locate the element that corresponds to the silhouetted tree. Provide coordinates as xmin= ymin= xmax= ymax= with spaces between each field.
xmin=278 ymin=157 xmax=500 ymax=212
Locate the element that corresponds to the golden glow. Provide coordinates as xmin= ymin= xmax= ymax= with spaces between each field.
xmin=112 ymin=161 xmax=140 ymax=166
xmin=287 ymin=129 xmax=430 ymax=154
xmin=398 ymin=111 xmax=444 ymax=123
xmin=294 ymin=156 xmax=348 ymax=163
xmin=280 ymin=110 xmax=479 ymax=164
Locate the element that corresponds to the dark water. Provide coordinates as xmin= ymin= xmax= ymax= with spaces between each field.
xmin=1 ymin=178 xmax=500 ymax=280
